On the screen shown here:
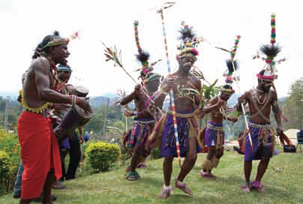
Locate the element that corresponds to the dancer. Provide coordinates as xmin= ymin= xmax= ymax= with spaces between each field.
xmin=200 ymin=60 xmax=238 ymax=178
xmin=237 ymin=14 xmax=283 ymax=192
xmin=121 ymin=21 xmax=162 ymax=181
xmin=147 ymin=23 xmax=203 ymax=198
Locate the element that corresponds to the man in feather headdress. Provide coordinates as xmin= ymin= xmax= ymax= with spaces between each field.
xmin=236 ymin=42 xmax=283 ymax=192
xmin=120 ymin=55 xmax=161 ymax=181
xmin=200 ymin=60 xmax=238 ymax=178
xmin=146 ymin=22 xmax=202 ymax=198
xmin=121 ymin=21 xmax=162 ymax=181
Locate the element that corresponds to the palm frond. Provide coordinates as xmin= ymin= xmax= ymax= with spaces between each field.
xmin=103 ymin=42 xmax=123 ymax=68
xmin=210 ymin=79 xmax=218 ymax=88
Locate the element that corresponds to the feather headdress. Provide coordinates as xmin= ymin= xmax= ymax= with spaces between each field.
xmin=177 ymin=22 xmax=200 ymax=61
xmin=221 ymin=59 xmax=237 ymax=95
xmin=221 ymin=36 xmax=241 ymax=95
xmin=134 ymin=21 xmax=161 ymax=84
xmin=255 ymin=14 xmax=285 ymax=81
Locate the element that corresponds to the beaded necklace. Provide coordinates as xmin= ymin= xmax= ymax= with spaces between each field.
xmin=254 ymin=88 xmax=268 ymax=105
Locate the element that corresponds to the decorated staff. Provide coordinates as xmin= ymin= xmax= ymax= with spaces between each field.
xmin=156 ymin=2 xmax=182 ymax=167
xmin=231 ymin=36 xmax=254 ymax=151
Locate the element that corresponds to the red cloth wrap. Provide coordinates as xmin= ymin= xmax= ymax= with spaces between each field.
xmin=17 ymin=111 xmax=62 ymax=199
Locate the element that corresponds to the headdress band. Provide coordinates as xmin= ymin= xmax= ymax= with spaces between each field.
xmin=43 ymin=38 xmax=69 ymax=50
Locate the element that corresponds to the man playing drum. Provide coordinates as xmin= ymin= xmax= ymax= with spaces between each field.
xmin=17 ymin=31 xmax=91 ymax=204
xmin=51 ymin=64 xmax=83 ymax=188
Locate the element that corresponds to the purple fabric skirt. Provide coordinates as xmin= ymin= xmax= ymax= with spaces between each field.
xmin=160 ymin=112 xmax=200 ymax=157
xmin=244 ymin=121 xmax=274 ymax=161
xmin=205 ymin=121 xmax=224 ymax=147
xmin=128 ymin=118 xmax=155 ymax=155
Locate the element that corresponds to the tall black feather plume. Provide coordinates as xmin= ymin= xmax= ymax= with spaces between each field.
xmin=223 ymin=84 xmax=232 ymax=90
xmin=260 ymin=44 xmax=281 ymax=58
xmin=226 ymin=60 xmax=238 ymax=73
xmin=135 ymin=50 xmax=150 ymax=63
xmin=53 ymin=30 xmax=60 ymax=36
xmin=179 ymin=26 xmax=195 ymax=41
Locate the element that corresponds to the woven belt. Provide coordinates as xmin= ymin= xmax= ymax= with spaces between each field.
xmin=133 ymin=119 xmax=156 ymax=125
xmin=248 ymin=122 xmax=273 ymax=131
xmin=167 ymin=110 xmax=195 ymax=118
xmin=207 ymin=122 xmax=223 ymax=131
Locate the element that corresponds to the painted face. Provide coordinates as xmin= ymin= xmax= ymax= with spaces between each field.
xmin=261 ymin=80 xmax=272 ymax=92
xmin=53 ymin=44 xmax=70 ymax=65
xmin=179 ymin=56 xmax=195 ymax=73
xmin=147 ymin=78 xmax=160 ymax=92
xmin=221 ymin=92 xmax=231 ymax=101
xmin=58 ymin=70 xmax=71 ymax=82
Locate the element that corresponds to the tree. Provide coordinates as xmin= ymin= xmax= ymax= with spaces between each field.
xmin=83 ymin=104 xmax=126 ymax=136
xmin=283 ymin=78 xmax=303 ymax=129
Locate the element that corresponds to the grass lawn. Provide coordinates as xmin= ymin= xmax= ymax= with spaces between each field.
xmin=1 ymin=150 xmax=303 ymax=204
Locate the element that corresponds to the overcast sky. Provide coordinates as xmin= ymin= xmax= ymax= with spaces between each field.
xmin=0 ymin=0 xmax=302 ymax=98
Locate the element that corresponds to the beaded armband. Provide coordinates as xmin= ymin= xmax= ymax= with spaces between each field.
xmin=272 ymin=101 xmax=280 ymax=114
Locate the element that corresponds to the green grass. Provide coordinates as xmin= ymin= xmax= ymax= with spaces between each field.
xmin=1 ymin=151 xmax=303 ymax=204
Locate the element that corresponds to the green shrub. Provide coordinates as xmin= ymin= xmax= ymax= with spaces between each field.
xmin=0 ymin=151 xmax=12 ymax=181
xmin=85 ymin=141 xmax=121 ymax=172
xmin=0 ymin=128 xmax=20 ymax=195
xmin=0 ymin=130 xmax=20 ymax=177
xmin=150 ymin=147 xmax=161 ymax=160
xmin=0 ymin=150 xmax=12 ymax=195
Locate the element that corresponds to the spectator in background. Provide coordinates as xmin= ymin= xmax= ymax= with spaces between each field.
xmin=84 ymin=131 xmax=90 ymax=143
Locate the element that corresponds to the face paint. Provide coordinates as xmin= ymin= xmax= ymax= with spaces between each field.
xmin=261 ymin=80 xmax=272 ymax=92
xmin=180 ymin=57 xmax=195 ymax=73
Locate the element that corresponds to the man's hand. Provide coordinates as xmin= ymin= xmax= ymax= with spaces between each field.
xmin=124 ymin=109 xmax=135 ymax=117
xmin=76 ymin=97 xmax=92 ymax=113
xmin=79 ymin=134 xmax=84 ymax=144
xmin=195 ymin=108 xmax=205 ymax=119
xmin=161 ymin=75 xmax=174 ymax=93
xmin=228 ymin=117 xmax=238 ymax=123
xmin=134 ymin=84 xmax=141 ymax=95
xmin=276 ymin=126 xmax=283 ymax=136
xmin=53 ymin=103 xmax=67 ymax=110
xmin=49 ymin=113 xmax=59 ymax=126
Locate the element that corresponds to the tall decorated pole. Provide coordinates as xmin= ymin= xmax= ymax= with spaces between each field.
xmin=157 ymin=2 xmax=181 ymax=167
xmin=230 ymin=36 xmax=253 ymax=150
xmin=270 ymin=13 xmax=276 ymax=45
